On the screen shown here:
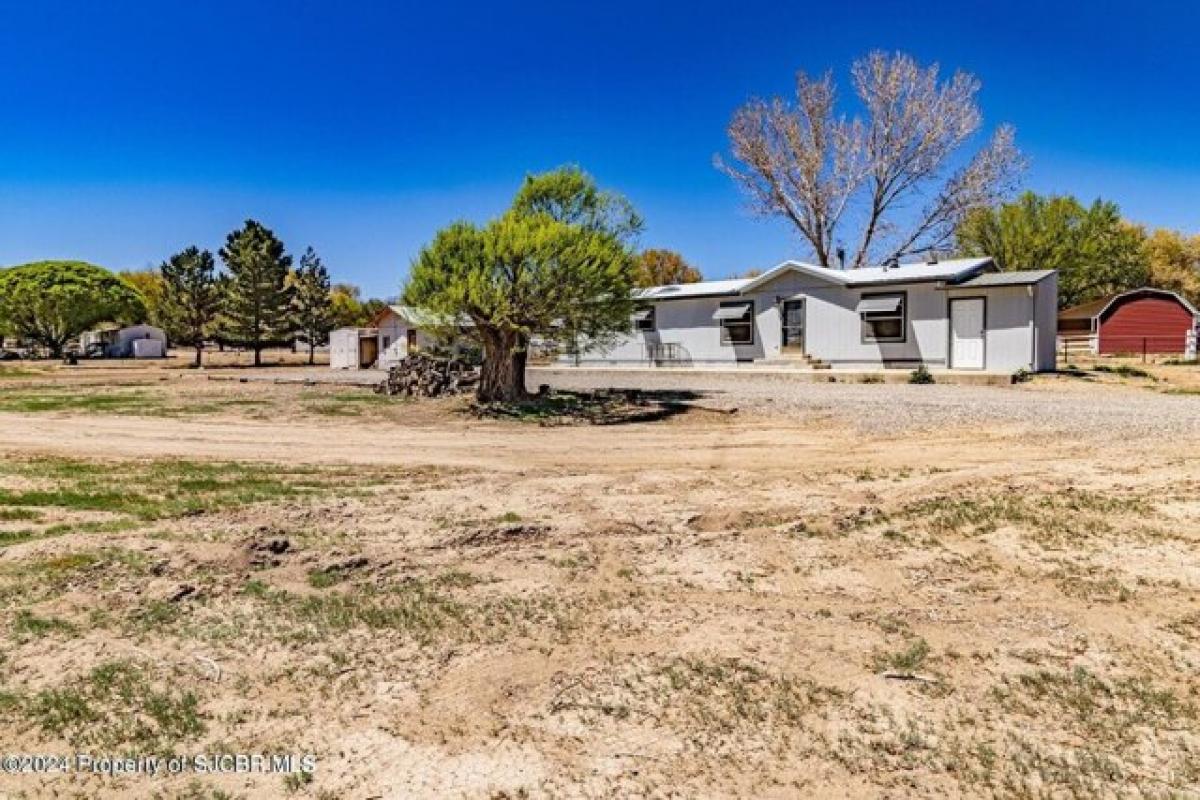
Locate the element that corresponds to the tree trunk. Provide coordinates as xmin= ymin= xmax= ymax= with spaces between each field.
xmin=193 ymin=343 xmax=203 ymax=368
xmin=476 ymin=329 xmax=527 ymax=402
xmin=253 ymin=343 xmax=262 ymax=367
xmin=512 ymin=333 xmax=529 ymax=390
xmin=308 ymin=341 xmax=315 ymax=365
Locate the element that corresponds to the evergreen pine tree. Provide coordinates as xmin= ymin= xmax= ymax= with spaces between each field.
xmin=292 ymin=246 xmax=335 ymax=365
xmin=218 ymin=219 xmax=293 ymax=366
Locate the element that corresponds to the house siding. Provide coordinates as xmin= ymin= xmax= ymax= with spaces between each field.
xmin=580 ymin=295 xmax=764 ymax=364
xmin=572 ymin=267 xmax=1056 ymax=373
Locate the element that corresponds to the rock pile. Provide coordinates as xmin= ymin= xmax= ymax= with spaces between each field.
xmin=376 ymin=353 xmax=480 ymax=398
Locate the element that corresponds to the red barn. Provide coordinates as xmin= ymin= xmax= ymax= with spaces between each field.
xmin=1059 ymin=288 xmax=1198 ymax=356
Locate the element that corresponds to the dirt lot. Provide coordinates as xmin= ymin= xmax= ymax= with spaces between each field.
xmin=0 ymin=361 xmax=1198 ymax=798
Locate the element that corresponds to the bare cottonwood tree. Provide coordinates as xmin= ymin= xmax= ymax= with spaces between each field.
xmin=718 ymin=51 xmax=1023 ymax=268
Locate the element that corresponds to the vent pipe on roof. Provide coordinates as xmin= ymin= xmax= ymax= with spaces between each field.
xmin=882 ymin=256 xmax=899 ymax=273
xmin=927 ymin=249 xmax=939 ymax=264
xmin=836 ymin=246 xmax=846 ymax=270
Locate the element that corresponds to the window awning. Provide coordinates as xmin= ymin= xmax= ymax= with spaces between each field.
xmin=856 ymin=296 xmax=902 ymax=314
xmin=631 ymin=308 xmax=653 ymax=322
xmin=712 ymin=303 xmax=752 ymax=321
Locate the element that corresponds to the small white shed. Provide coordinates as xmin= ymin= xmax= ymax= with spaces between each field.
xmin=329 ymin=327 xmax=380 ymax=370
xmin=373 ymin=305 xmax=448 ymax=368
xmin=331 ymin=306 xmax=472 ymax=370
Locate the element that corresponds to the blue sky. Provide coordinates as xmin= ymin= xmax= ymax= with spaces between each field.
xmin=1 ymin=1 xmax=1196 ymax=297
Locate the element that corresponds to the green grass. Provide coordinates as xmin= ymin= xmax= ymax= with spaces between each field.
xmin=1093 ymin=364 xmax=1154 ymax=379
xmin=0 ymin=508 xmax=42 ymax=522
xmin=0 ymin=366 xmax=42 ymax=380
xmin=0 ymin=386 xmax=281 ymax=417
xmin=889 ymin=488 xmax=1150 ymax=543
xmin=282 ymin=771 xmax=315 ymax=793
xmin=0 ymin=548 xmax=148 ymax=605
xmin=872 ymin=638 xmax=930 ymax=673
xmin=265 ymin=581 xmax=471 ymax=644
xmin=0 ymin=457 xmax=371 ymax=523
xmin=300 ymin=390 xmax=398 ymax=417
xmin=992 ymin=666 xmax=1195 ymax=745
xmin=10 ymin=609 xmax=76 ymax=641
xmin=190 ymin=576 xmax=593 ymax=648
xmin=551 ymin=656 xmax=843 ymax=748
xmin=307 ymin=568 xmax=342 ymax=589
xmin=168 ymin=781 xmax=241 ymax=800
xmin=0 ymin=387 xmax=158 ymax=414
xmin=13 ymin=659 xmax=205 ymax=749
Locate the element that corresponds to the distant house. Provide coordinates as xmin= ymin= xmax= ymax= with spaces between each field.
xmin=81 ymin=324 xmax=167 ymax=358
xmin=1058 ymin=288 xmax=1199 ymax=357
xmin=567 ymin=257 xmax=1057 ymax=373
xmin=329 ymin=305 xmax=470 ymax=370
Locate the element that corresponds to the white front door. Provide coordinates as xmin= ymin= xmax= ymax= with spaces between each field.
xmin=950 ymin=298 xmax=985 ymax=370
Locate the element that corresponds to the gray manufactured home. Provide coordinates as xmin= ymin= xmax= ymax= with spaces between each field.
xmin=572 ymin=258 xmax=1056 ymax=373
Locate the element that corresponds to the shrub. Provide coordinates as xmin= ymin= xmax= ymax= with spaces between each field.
xmin=908 ymin=365 xmax=935 ymax=384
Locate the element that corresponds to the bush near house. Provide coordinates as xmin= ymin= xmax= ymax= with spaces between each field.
xmin=909 ymin=365 xmax=935 ymax=384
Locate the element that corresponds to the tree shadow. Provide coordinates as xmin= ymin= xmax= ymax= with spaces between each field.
xmin=468 ymin=388 xmax=732 ymax=426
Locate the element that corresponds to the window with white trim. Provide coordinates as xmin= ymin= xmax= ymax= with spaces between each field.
xmin=715 ymin=301 xmax=754 ymax=345
xmin=633 ymin=306 xmax=655 ymax=332
xmin=858 ymin=293 xmax=906 ymax=343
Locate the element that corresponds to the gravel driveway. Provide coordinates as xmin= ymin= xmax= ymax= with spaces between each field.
xmin=532 ymin=367 xmax=1200 ymax=439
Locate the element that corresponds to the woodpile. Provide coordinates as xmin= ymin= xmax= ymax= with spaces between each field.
xmin=376 ymin=353 xmax=479 ymax=398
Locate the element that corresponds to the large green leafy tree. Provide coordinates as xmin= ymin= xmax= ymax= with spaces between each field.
xmin=957 ymin=191 xmax=1148 ymax=308
xmin=292 ymin=247 xmax=335 ymax=364
xmin=330 ymin=283 xmax=366 ymax=328
xmin=328 ymin=283 xmax=391 ymax=328
xmin=160 ymin=246 xmax=222 ymax=367
xmin=405 ymin=167 xmax=640 ymax=402
xmin=1143 ymin=228 xmax=1200 ymax=305
xmin=120 ymin=270 xmax=168 ymax=327
xmin=0 ymin=261 xmax=144 ymax=357
xmin=219 ymin=219 xmax=294 ymax=366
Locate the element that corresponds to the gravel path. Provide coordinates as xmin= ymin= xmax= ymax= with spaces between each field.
xmin=532 ymin=367 xmax=1200 ymax=439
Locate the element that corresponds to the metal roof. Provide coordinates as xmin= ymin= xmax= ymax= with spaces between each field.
xmin=947 ymin=269 xmax=1055 ymax=288
xmin=629 ymin=257 xmax=1066 ymax=304
xmin=636 ymin=258 xmax=998 ymax=302
xmin=634 ymin=279 xmax=750 ymax=300
xmin=379 ymin=304 xmax=473 ymax=328
xmin=739 ymin=257 xmax=995 ymax=290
